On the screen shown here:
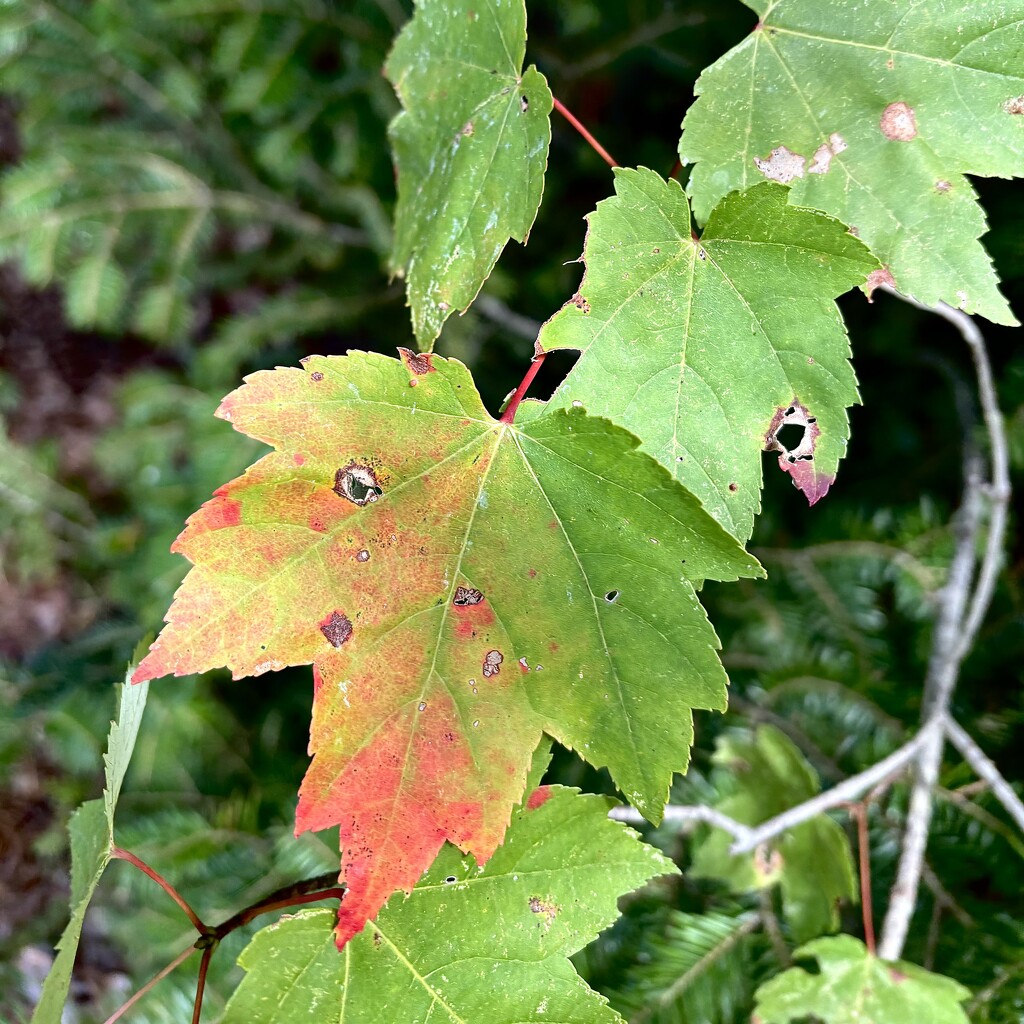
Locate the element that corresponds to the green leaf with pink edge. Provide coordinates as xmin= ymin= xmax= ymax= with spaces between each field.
xmin=386 ymin=0 xmax=552 ymax=349
xmin=133 ymin=349 xmax=762 ymax=947
xmin=222 ymin=786 xmax=676 ymax=1024
xmin=680 ymin=0 xmax=1024 ymax=327
xmin=538 ymin=170 xmax=878 ymax=542
xmin=754 ymin=935 xmax=971 ymax=1024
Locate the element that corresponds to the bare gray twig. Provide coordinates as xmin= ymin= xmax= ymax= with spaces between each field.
xmin=608 ymin=722 xmax=938 ymax=854
xmin=877 ymin=288 xmax=1010 ymax=960
xmin=945 ymin=718 xmax=1024 ymax=834
xmin=473 ymin=293 xmax=544 ymax=344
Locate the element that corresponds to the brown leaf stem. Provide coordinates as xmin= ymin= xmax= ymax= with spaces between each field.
xmin=499 ymin=351 xmax=547 ymax=424
xmin=552 ymin=96 xmax=617 ymax=168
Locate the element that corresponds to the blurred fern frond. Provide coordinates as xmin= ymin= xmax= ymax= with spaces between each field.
xmin=0 ymin=0 xmax=395 ymax=343
xmin=607 ymin=909 xmax=764 ymax=1024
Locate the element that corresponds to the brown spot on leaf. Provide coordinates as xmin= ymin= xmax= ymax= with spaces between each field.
xmin=754 ymin=145 xmax=806 ymax=183
xmin=764 ymin=399 xmax=832 ymax=505
xmin=728 ymin=482 xmax=738 ymax=492
xmin=1004 ymin=96 xmax=1024 ymax=115
xmin=569 ymin=292 xmax=590 ymax=314
xmin=865 ymin=266 xmax=896 ymax=301
xmin=935 ymin=179 xmax=952 ymax=192
xmin=398 ymin=347 xmax=435 ymax=375
xmin=528 ymin=568 xmax=537 ymax=578
xmin=528 ymin=895 xmax=559 ymax=926
xmin=334 ymin=463 xmax=383 ymax=505
xmin=482 ymin=650 xmax=503 ymax=678
xmin=880 ymin=101 xmax=917 ymax=140
xmin=320 ymin=610 xmax=353 ymax=648
xmin=356 ymin=549 xmax=370 ymax=563
xmin=890 ymin=968 xmax=909 ymax=983
xmin=461 ymin=120 xmax=474 ymax=136
xmin=752 ymin=843 xmax=784 ymax=880
xmin=310 ymin=371 xmax=324 ymax=382
xmin=453 ymin=585 xmax=483 ymax=607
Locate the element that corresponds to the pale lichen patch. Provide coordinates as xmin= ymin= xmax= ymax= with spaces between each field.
xmin=754 ymin=145 xmax=806 ymax=183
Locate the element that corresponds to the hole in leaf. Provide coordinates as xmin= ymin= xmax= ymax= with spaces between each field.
xmin=334 ymin=464 xmax=383 ymax=505
xmin=453 ymin=586 xmax=484 ymax=606
xmin=604 ymin=590 xmax=620 ymax=603
xmin=776 ymin=422 xmax=806 ymax=451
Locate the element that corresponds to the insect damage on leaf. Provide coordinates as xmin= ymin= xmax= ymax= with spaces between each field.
xmin=764 ymin=400 xmax=832 ymax=505
xmin=133 ymin=350 xmax=762 ymax=949
xmin=539 ymin=171 xmax=876 ymax=540
xmin=334 ymin=463 xmax=383 ymax=505
xmin=681 ymin=0 xmax=1023 ymax=325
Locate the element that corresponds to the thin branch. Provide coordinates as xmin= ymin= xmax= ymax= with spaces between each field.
xmin=758 ymin=889 xmax=791 ymax=968
xmin=192 ymin=945 xmax=214 ymax=1024
xmin=609 ymin=727 xmax=934 ymax=853
xmin=944 ymin=719 xmax=1024 ymax=834
xmin=111 ymin=847 xmax=207 ymax=932
xmin=877 ymin=285 xmax=1010 ymax=960
xmin=851 ymin=803 xmax=876 ymax=954
xmin=732 ymin=725 xmax=937 ymax=855
xmin=208 ymin=871 xmax=343 ymax=939
xmin=608 ymin=803 xmax=752 ymax=845
xmin=880 ymin=288 xmax=1011 ymax=666
xmin=551 ymin=96 xmax=618 ymax=168
xmin=102 ymin=943 xmax=196 ymax=1024
xmin=473 ymin=293 xmax=543 ymax=344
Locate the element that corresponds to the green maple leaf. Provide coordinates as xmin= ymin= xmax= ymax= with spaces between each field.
xmin=689 ymin=725 xmax=855 ymax=942
xmin=32 ymin=659 xmax=149 ymax=1024
xmin=133 ymin=350 xmax=762 ymax=946
xmin=680 ymin=0 xmax=1024 ymax=326
xmin=538 ymin=169 xmax=877 ymax=541
xmin=754 ymin=934 xmax=971 ymax=1024
xmin=386 ymin=0 xmax=552 ymax=348
xmin=222 ymin=786 xmax=674 ymax=1023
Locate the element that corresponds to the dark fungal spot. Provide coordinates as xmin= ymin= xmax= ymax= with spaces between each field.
xmin=334 ymin=463 xmax=382 ymax=505
xmin=453 ymin=585 xmax=484 ymax=606
xmin=398 ymin=347 xmax=435 ymax=375
xmin=320 ymin=610 xmax=353 ymax=648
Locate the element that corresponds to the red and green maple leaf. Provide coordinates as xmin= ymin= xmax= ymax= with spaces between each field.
xmin=134 ymin=350 xmax=762 ymax=947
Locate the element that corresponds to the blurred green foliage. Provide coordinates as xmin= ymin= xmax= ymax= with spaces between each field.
xmin=0 ymin=1 xmax=1021 ymax=1022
